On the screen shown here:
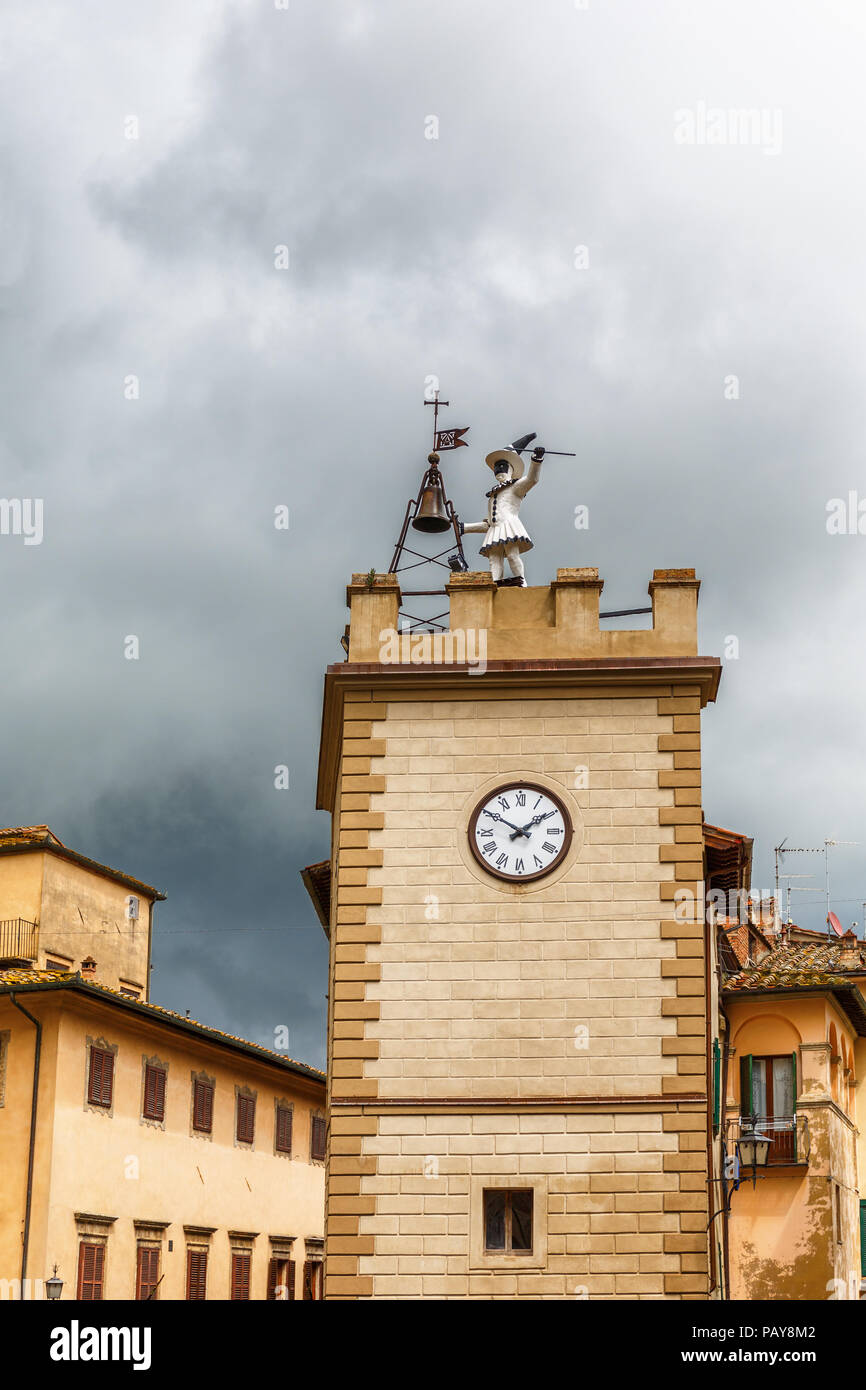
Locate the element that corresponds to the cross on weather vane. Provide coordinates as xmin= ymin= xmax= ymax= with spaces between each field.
xmin=425 ymin=389 xmax=469 ymax=453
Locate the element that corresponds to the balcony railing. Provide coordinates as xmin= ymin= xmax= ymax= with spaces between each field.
xmin=727 ymin=1114 xmax=804 ymax=1166
xmin=0 ymin=918 xmax=38 ymax=964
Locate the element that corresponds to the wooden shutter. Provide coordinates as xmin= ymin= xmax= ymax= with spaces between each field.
xmin=193 ymin=1079 xmax=214 ymax=1133
xmin=231 ymin=1251 xmax=251 ymax=1300
xmin=791 ymin=1049 xmax=798 ymax=1161
xmin=267 ymin=1257 xmax=294 ymax=1300
xmin=712 ymin=1038 xmax=721 ymax=1131
xmin=143 ymin=1065 xmax=166 ymax=1121
xmin=310 ymin=1114 xmax=326 ymax=1161
xmin=276 ymin=1105 xmax=292 ymax=1154
xmin=739 ymin=1054 xmax=753 ymax=1118
xmin=302 ymin=1259 xmax=313 ymax=1300
xmin=136 ymin=1246 xmax=159 ymax=1300
xmin=77 ymin=1242 xmax=105 ymax=1300
xmin=88 ymin=1047 xmax=114 ymax=1107
xmin=236 ymin=1094 xmax=255 ymax=1144
xmin=186 ymin=1248 xmax=208 ymax=1300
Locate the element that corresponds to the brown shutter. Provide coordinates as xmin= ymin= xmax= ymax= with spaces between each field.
xmin=286 ymin=1258 xmax=296 ymax=1300
xmin=236 ymin=1094 xmax=255 ymax=1144
xmin=302 ymin=1259 xmax=313 ymax=1300
xmin=143 ymin=1066 xmax=166 ymax=1121
xmin=77 ymin=1242 xmax=105 ymax=1300
xmin=136 ymin=1246 xmax=160 ymax=1300
xmin=193 ymin=1079 xmax=214 ymax=1133
xmin=231 ymin=1251 xmax=251 ymax=1300
xmin=88 ymin=1048 xmax=114 ymax=1108
xmin=276 ymin=1105 xmax=292 ymax=1154
xmin=267 ymin=1257 xmax=278 ymax=1301
xmin=310 ymin=1114 xmax=326 ymax=1161
xmin=186 ymin=1248 xmax=208 ymax=1300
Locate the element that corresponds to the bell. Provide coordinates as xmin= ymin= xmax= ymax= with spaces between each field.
xmin=411 ymin=459 xmax=451 ymax=533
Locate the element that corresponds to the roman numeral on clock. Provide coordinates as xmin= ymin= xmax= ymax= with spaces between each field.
xmin=543 ymin=842 xmax=556 ymax=855
xmin=515 ymin=858 xmax=525 ymax=873
xmin=495 ymin=854 xmax=508 ymax=869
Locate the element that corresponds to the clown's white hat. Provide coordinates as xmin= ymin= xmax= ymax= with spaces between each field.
xmin=484 ymin=446 xmax=525 ymax=481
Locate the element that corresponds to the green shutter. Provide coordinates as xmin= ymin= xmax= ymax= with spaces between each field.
xmin=792 ymin=1050 xmax=798 ymax=1161
xmin=739 ymin=1054 xmax=753 ymax=1118
xmin=712 ymin=1039 xmax=721 ymax=1131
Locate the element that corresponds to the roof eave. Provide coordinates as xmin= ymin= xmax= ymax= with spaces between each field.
xmin=0 ymin=978 xmax=325 ymax=1083
xmin=0 ymin=841 xmax=166 ymax=900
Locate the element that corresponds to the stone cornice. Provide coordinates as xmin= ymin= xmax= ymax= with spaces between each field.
xmin=316 ymin=657 xmax=722 ymax=811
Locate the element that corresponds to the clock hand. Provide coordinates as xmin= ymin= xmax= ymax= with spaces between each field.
xmin=485 ymin=812 xmax=530 ymax=838
xmin=509 ymin=809 xmax=558 ymax=840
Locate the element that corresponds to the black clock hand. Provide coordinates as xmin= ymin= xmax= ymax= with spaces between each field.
xmin=485 ymin=812 xmax=530 ymax=838
xmin=509 ymin=809 xmax=557 ymax=840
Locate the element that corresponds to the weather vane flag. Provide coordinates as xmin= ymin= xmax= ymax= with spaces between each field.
xmin=434 ymin=425 xmax=469 ymax=451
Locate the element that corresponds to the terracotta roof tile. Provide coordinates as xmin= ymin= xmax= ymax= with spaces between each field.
xmin=0 ymin=968 xmax=324 ymax=1081
xmin=723 ymin=940 xmax=865 ymax=992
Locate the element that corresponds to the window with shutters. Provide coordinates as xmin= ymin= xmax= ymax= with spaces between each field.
xmin=142 ymin=1064 xmax=167 ymax=1122
xmin=302 ymin=1259 xmax=323 ymax=1300
xmin=77 ymin=1241 xmax=105 ymax=1300
xmin=310 ymin=1113 xmax=326 ymax=1162
xmin=192 ymin=1077 xmax=214 ymax=1134
xmin=483 ymin=1189 xmax=533 ymax=1253
xmin=186 ymin=1248 xmax=208 ymax=1301
xmin=267 ymin=1256 xmax=295 ymax=1300
xmin=136 ymin=1245 xmax=160 ymax=1300
xmin=87 ymin=1044 xmax=115 ymax=1109
xmin=275 ymin=1103 xmax=293 ymax=1155
xmin=231 ymin=1251 xmax=251 ymax=1300
xmin=236 ymin=1092 xmax=256 ymax=1145
xmin=739 ymin=1053 xmax=798 ymax=1162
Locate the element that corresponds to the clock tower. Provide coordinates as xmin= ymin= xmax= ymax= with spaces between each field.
xmin=315 ymin=566 xmax=721 ymax=1299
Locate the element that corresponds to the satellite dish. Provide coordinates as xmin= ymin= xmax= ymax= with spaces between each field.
xmin=827 ymin=911 xmax=844 ymax=936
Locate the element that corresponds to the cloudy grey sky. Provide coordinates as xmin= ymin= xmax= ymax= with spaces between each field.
xmin=2 ymin=0 xmax=866 ymax=1069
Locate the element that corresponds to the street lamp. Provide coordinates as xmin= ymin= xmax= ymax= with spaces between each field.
xmin=737 ymin=1127 xmax=771 ymax=1185
xmin=45 ymin=1265 xmax=63 ymax=1301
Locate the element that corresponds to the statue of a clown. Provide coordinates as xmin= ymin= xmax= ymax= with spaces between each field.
xmin=461 ymin=432 xmax=545 ymax=587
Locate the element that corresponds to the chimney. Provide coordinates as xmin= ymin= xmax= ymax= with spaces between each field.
xmin=80 ymin=956 xmax=97 ymax=980
xmin=838 ymin=930 xmax=861 ymax=971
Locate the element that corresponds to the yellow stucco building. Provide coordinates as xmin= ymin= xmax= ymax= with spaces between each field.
xmin=0 ymin=826 xmax=326 ymax=1301
xmin=716 ymin=913 xmax=865 ymax=1300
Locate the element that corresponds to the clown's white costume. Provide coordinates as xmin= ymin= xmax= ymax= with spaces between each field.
xmin=461 ymin=440 xmax=544 ymax=586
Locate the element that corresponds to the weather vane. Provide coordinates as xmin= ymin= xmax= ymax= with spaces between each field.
xmin=385 ymin=392 xmax=577 ymax=627
xmin=425 ymin=388 xmax=469 ymax=454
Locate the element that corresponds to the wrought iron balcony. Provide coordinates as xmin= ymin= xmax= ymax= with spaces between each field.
xmin=0 ymin=918 xmax=38 ymax=965
xmin=726 ymin=1114 xmax=807 ymax=1166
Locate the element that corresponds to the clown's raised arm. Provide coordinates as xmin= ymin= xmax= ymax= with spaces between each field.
xmin=461 ymin=519 xmax=488 ymax=534
xmin=513 ymin=446 xmax=545 ymax=498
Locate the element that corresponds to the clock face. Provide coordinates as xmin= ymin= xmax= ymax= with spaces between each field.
xmin=468 ymin=783 xmax=573 ymax=883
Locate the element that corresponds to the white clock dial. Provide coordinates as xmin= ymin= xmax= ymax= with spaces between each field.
xmin=469 ymin=784 xmax=572 ymax=883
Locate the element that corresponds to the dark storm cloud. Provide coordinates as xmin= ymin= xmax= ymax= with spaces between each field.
xmin=3 ymin=0 xmax=866 ymax=1069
